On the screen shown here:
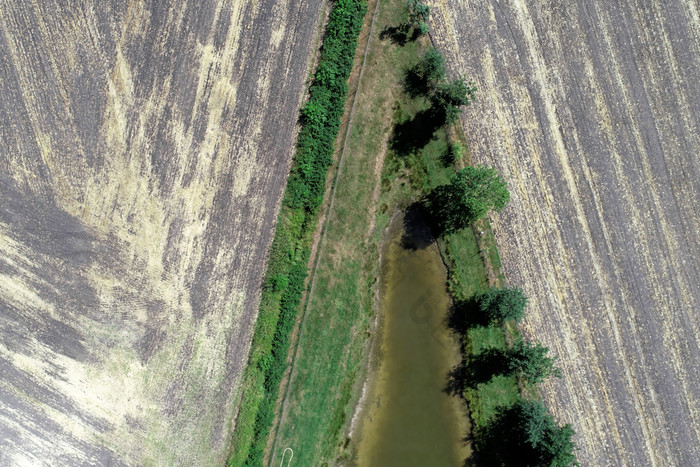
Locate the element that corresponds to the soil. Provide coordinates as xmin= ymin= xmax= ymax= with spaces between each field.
xmin=430 ymin=0 xmax=700 ymax=464
xmin=0 ymin=0 xmax=324 ymax=464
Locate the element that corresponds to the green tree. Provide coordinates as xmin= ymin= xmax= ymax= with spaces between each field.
xmin=414 ymin=48 xmax=445 ymax=85
xmin=508 ymin=340 xmax=562 ymax=385
xmin=406 ymin=0 xmax=430 ymax=35
xmin=405 ymin=48 xmax=445 ymax=97
xmin=516 ymin=400 xmax=578 ymax=466
xmin=425 ymin=165 xmax=509 ymax=234
xmin=430 ymin=76 xmax=477 ymax=124
xmin=479 ymin=400 xmax=578 ymax=466
xmin=478 ymin=286 xmax=527 ymax=324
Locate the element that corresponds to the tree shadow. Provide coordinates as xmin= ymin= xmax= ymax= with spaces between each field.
xmin=447 ymin=297 xmax=489 ymax=335
xmin=445 ymin=363 xmax=469 ymax=396
xmin=400 ymin=203 xmax=435 ymax=250
xmin=445 ymin=346 xmax=511 ymax=393
xmin=440 ymin=145 xmax=458 ymax=167
xmin=403 ymin=68 xmax=430 ymax=99
xmin=464 ymin=348 xmax=511 ymax=389
xmin=379 ymin=24 xmax=422 ymax=45
xmin=476 ymin=405 xmax=522 ymax=465
xmin=390 ymin=108 xmax=442 ymax=157
xmin=420 ymin=184 xmax=453 ymax=239
xmin=379 ymin=25 xmax=409 ymax=45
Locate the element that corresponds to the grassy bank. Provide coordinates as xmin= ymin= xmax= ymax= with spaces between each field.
xmin=266 ymin=0 xmax=496 ymax=463
xmin=226 ymin=1 xmax=367 ymax=465
xmin=251 ymin=0 xmax=576 ymax=464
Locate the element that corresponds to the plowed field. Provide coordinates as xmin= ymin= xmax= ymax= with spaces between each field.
xmin=430 ymin=0 xmax=700 ymax=464
xmin=0 ymin=0 xmax=322 ymax=464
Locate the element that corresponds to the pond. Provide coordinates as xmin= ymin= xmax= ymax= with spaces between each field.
xmin=352 ymin=213 xmax=472 ymax=466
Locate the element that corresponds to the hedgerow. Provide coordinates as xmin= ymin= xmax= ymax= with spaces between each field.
xmin=227 ymin=1 xmax=367 ymax=465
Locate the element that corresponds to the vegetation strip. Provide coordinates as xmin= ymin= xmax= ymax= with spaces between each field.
xmin=384 ymin=3 xmax=579 ymax=464
xmin=269 ymin=0 xmax=382 ymax=461
xmin=226 ymin=1 xmax=368 ymax=465
xmin=231 ymin=0 xmax=577 ymax=464
xmin=267 ymin=0 xmax=492 ymax=462
xmin=369 ymin=3 xmax=579 ymax=464
xmin=264 ymin=0 xmax=578 ymax=464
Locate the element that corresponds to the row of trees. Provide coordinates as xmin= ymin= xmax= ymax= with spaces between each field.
xmin=394 ymin=2 xmax=578 ymax=465
xmin=476 ymin=287 xmax=561 ymax=385
xmin=467 ymin=287 xmax=577 ymax=465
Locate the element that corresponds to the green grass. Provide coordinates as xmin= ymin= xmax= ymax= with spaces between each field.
xmin=465 ymin=375 xmax=521 ymax=428
xmin=468 ymin=325 xmax=507 ymax=355
xmin=439 ymin=225 xmax=520 ymax=435
xmin=440 ymin=231 xmax=489 ymax=300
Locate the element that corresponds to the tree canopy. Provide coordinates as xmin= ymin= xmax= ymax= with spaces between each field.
xmin=414 ymin=48 xmax=445 ymax=86
xmin=425 ymin=165 xmax=510 ymax=234
xmin=478 ymin=286 xmax=528 ymax=324
xmin=430 ymin=76 xmax=477 ymax=124
xmin=406 ymin=0 xmax=430 ymax=35
xmin=479 ymin=400 xmax=578 ymax=466
xmin=508 ymin=340 xmax=562 ymax=385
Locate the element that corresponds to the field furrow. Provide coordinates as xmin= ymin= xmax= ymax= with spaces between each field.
xmin=430 ymin=0 xmax=700 ymax=464
xmin=0 ymin=0 xmax=323 ymax=464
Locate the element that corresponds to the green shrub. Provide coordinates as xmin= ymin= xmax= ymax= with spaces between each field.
xmin=425 ymin=165 xmax=510 ymax=235
xmin=478 ymin=286 xmax=527 ymax=324
xmin=478 ymin=399 xmax=578 ymax=466
xmin=508 ymin=340 xmax=562 ymax=386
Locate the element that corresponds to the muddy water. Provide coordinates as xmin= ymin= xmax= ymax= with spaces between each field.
xmin=354 ymin=216 xmax=471 ymax=466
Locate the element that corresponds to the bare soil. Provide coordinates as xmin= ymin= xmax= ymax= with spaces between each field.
xmin=0 ymin=0 xmax=324 ymax=465
xmin=430 ymin=0 xmax=700 ymax=464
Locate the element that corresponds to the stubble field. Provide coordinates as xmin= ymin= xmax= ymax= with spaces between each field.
xmin=430 ymin=0 xmax=700 ymax=464
xmin=0 ymin=0 xmax=322 ymax=465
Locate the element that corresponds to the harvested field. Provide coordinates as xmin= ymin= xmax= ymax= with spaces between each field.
xmin=430 ymin=0 xmax=700 ymax=464
xmin=0 ymin=0 xmax=323 ymax=465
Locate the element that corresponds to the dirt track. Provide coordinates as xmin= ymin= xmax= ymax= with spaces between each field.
xmin=430 ymin=0 xmax=700 ymax=464
xmin=0 ymin=0 xmax=322 ymax=464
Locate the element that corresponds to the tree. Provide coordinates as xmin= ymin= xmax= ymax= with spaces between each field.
xmin=478 ymin=286 xmax=527 ymax=324
xmin=479 ymin=400 xmax=578 ymax=466
xmin=508 ymin=340 xmax=562 ymax=385
xmin=406 ymin=0 xmax=430 ymax=35
xmin=405 ymin=48 xmax=445 ymax=97
xmin=430 ymin=76 xmax=477 ymax=124
xmin=425 ymin=165 xmax=509 ymax=234
xmin=414 ymin=48 xmax=445 ymax=85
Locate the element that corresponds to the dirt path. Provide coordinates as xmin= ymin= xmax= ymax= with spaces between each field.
xmin=430 ymin=0 xmax=700 ymax=464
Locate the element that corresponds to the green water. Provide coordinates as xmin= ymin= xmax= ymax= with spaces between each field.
xmin=355 ymin=220 xmax=470 ymax=466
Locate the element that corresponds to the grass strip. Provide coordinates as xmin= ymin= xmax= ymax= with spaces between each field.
xmin=226 ymin=1 xmax=368 ymax=465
